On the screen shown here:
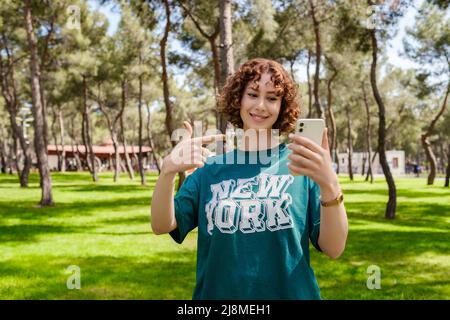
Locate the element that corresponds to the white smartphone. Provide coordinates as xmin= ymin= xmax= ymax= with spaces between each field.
xmin=295 ymin=118 xmax=325 ymax=146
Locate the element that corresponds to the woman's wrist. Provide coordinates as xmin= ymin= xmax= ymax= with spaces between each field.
xmin=319 ymin=176 xmax=341 ymax=202
xmin=161 ymin=156 xmax=177 ymax=178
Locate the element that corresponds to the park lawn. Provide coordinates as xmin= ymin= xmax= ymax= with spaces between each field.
xmin=0 ymin=172 xmax=448 ymax=299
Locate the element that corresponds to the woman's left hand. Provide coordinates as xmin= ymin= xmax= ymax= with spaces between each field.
xmin=287 ymin=128 xmax=339 ymax=192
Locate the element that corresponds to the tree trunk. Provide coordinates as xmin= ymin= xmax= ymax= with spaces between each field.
xmin=421 ymin=83 xmax=449 ymax=185
xmin=0 ymin=129 xmax=7 ymax=174
xmin=306 ymin=49 xmax=312 ymax=118
xmin=138 ymin=71 xmax=146 ymax=186
xmin=309 ymin=0 xmax=324 ymax=119
xmin=421 ymin=135 xmax=437 ymax=184
xmin=80 ymin=109 xmax=89 ymax=172
xmin=362 ymin=152 xmax=366 ymax=176
xmin=120 ymin=79 xmax=134 ymax=181
xmin=120 ymin=117 xmax=134 ymax=181
xmin=0 ymin=148 xmax=6 ymax=174
xmin=13 ymin=137 xmax=21 ymax=177
xmin=51 ymin=108 xmax=61 ymax=171
xmin=362 ymin=82 xmax=374 ymax=183
xmin=6 ymin=108 xmax=31 ymax=187
xmin=218 ymin=0 xmax=235 ymax=135
xmin=345 ymin=105 xmax=354 ymax=181
xmin=24 ymin=0 xmax=53 ymax=206
xmin=9 ymin=138 xmax=20 ymax=174
xmin=445 ymin=143 xmax=449 ymax=187
xmin=98 ymin=93 xmax=121 ymax=182
xmin=82 ymin=76 xmax=98 ymax=181
xmin=438 ymin=137 xmax=445 ymax=174
xmin=111 ymin=131 xmax=120 ymax=182
xmin=160 ymin=0 xmax=185 ymax=190
xmin=146 ymin=104 xmax=161 ymax=174
xmin=326 ymin=64 xmax=337 ymax=163
xmin=58 ymin=107 xmax=66 ymax=172
xmin=209 ymin=34 xmax=222 ymax=139
xmin=335 ymin=145 xmax=340 ymax=174
xmin=0 ymin=36 xmax=31 ymax=187
xmin=369 ymin=26 xmax=396 ymax=219
xmin=70 ymin=117 xmax=81 ymax=172
xmin=289 ymin=58 xmax=296 ymax=83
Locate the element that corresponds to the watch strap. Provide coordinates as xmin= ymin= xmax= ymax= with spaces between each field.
xmin=320 ymin=191 xmax=344 ymax=207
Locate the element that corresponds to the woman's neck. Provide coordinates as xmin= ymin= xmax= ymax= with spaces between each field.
xmin=237 ymin=128 xmax=281 ymax=151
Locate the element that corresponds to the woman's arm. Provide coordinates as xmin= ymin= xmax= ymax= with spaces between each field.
xmin=287 ymin=128 xmax=349 ymax=259
xmin=150 ymin=121 xmax=225 ymax=235
xmin=150 ymin=168 xmax=178 ymax=235
xmin=317 ymin=180 xmax=348 ymax=259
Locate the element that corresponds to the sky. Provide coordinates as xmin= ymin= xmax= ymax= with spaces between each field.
xmin=88 ymin=0 xmax=425 ymax=84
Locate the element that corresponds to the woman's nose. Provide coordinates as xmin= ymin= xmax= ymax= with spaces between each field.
xmin=255 ymin=97 xmax=265 ymax=109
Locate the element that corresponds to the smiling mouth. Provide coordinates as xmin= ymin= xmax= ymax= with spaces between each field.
xmin=249 ymin=112 xmax=269 ymax=121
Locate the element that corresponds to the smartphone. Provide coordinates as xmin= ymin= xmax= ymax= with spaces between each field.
xmin=295 ymin=118 xmax=325 ymax=146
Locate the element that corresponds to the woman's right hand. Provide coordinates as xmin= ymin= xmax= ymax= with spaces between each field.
xmin=161 ymin=121 xmax=225 ymax=175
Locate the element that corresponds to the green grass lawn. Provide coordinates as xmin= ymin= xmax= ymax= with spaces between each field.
xmin=0 ymin=172 xmax=448 ymax=299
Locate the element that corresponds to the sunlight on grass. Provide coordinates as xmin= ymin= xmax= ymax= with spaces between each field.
xmin=0 ymin=172 xmax=449 ymax=299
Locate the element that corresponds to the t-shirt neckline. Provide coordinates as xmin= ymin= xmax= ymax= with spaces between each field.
xmin=235 ymin=142 xmax=286 ymax=155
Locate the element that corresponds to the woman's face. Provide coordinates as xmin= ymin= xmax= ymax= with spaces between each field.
xmin=240 ymin=72 xmax=282 ymax=131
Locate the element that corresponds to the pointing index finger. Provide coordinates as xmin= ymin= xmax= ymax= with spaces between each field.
xmin=192 ymin=134 xmax=226 ymax=145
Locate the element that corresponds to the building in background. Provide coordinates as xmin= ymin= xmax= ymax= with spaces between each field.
xmin=337 ymin=150 xmax=405 ymax=176
xmin=47 ymin=139 xmax=154 ymax=172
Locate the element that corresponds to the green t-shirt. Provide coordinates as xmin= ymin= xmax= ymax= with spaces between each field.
xmin=170 ymin=142 xmax=322 ymax=300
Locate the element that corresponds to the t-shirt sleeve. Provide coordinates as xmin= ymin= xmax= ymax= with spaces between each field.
xmin=169 ymin=169 xmax=201 ymax=244
xmin=308 ymin=179 xmax=322 ymax=252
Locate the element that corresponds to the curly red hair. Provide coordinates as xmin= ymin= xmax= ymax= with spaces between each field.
xmin=218 ymin=58 xmax=301 ymax=134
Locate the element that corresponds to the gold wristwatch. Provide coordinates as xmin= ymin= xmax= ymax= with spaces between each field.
xmin=320 ymin=191 xmax=344 ymax=207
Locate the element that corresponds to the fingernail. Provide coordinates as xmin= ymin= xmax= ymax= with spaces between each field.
xmin=288 ymin=133 xmax=293 ymax=139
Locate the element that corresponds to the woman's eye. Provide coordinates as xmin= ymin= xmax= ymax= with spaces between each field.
xmin=268 ymin=97 xmax=278 ymax=101
xmin=248 ymin=93 xmax=257 ymax=97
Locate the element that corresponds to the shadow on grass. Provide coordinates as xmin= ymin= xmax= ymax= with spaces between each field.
xmin=344 ymin=188 xmax=449 ymax=198
xmin=96 ymin=215 xmax=150 ymax=225
xmin=311 ymin=227 xmax=449 ymax=299
xmin=0 ymin=224 xmax=93 ymax=243
xmin=0 ymin=172 xmax=159 ymax=188
xmin=0 ymin=196 xmax=153 ymax=221
xmin=347 ymin=202 xmax=450 ymax=230
xmin=93 ymin=231 xmax=151 ymax=236
xmin=55 ymin=184 xmax=153 ymax=193
xmin=344 ymin=228 xmax=449 ymax=261
xmin=0 ymin=251 xmax=196 ymax=299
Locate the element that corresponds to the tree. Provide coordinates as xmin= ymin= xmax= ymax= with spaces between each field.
xmin=0 ymin=1 xmax=33 ymax=187
xmin=61 ymin=1 xmax=109 ymax=181
xmin=368 ymin=16 xmax=395 ymax=219
xmin=405 ymin=1 xmax=450 ymax=185
xmin=23 ymin=0 xmax=53 ymax=206
xmin=218 ymin=0 xmax=234 ymax=136
xmin=176 ymin=0 xmax=222 ymax=133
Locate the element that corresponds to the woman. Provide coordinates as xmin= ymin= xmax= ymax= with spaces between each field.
xmin=151 ymin=58 xmax=348 ymax=299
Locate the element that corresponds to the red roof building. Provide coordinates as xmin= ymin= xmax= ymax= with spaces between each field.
xmin=47 ymin=140 xmax=155 ymax=171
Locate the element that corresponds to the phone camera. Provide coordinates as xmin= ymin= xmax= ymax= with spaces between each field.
xmin=299 ymin=128 xmax=303 ymax=132
xmin=300 ymin=123 xmax=304 ymax=127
